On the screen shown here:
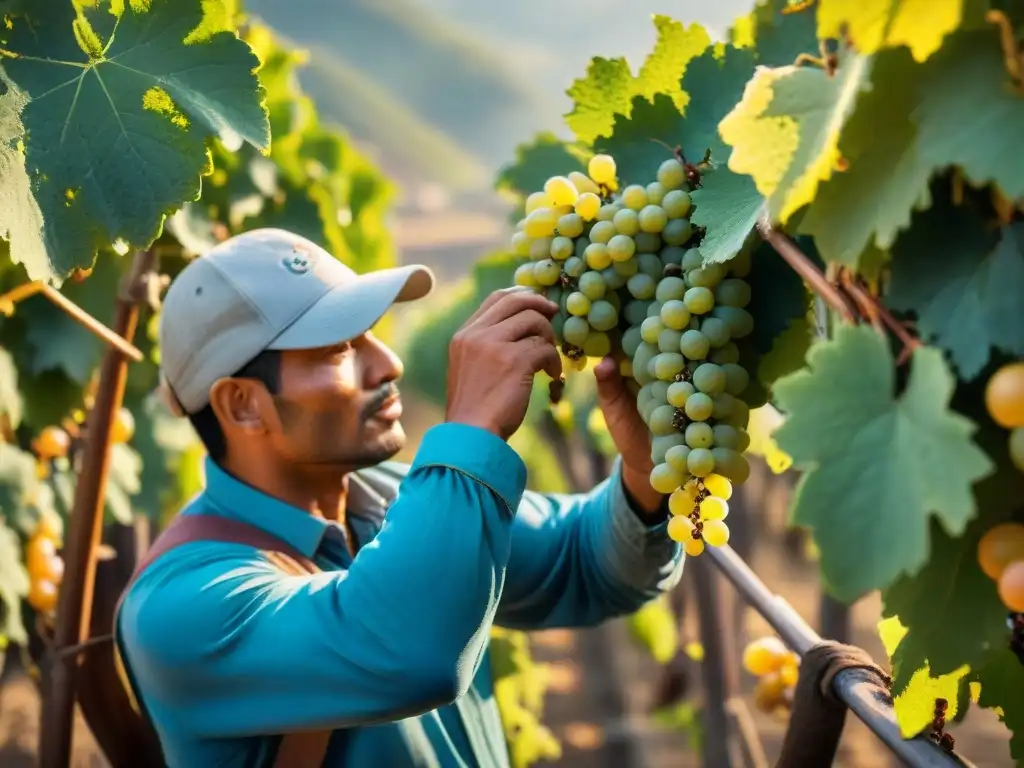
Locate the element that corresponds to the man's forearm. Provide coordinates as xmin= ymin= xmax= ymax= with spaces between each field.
xmin=621 ymin=462 xmax=668 ymax=523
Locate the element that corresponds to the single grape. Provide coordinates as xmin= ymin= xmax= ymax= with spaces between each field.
xmin=683 ymin=537 xmax=705 ymax=557
xmin=699 ymin=496 xmax=729 ymax=522
xmin=511 ymin=231 xmax=531 ymax=256
xmin=713 ymin=306 xmax=755 ymax=338
xmin=601 ymin=267 xmax=626 ymax=290
xmin=635 ymin=232 xmax=663 ymax=253
xmin=589 ymin=220 xmax=616 ymax=245
xmin=513 ymin=263 xmax=537 ymax=287
xmin=681 ymin=248 xmax=703 ymax=271
xmin=735 ymin=429 xmax=751 ymax=452
xmin=650 ymin=404 xmax=679 ymax=436
xmin=613 ymin=208 xmax=640 ymax=236
xmin=622 ymin=326 xmax=643 ymax=359
xmin=998 ymin=560 xmax=1024 ymax=612
xmin=646 ymin=181 xmax=666 ymax=205
xmin=583 ymin=332 xmax=612 ymax=358
xmin=544 ymin=176 xmax=579 ymax=206
xmin=1011 ymin=427 xmax=1024 ymax=472
xmin=555 ymin=212 xmax=583 ymax=238
xmin=551 ymin=313 xmax=565 ymax=341
xmin=667 ymin=381 xmax=695 ymax=408
xmin=569 ymin=171 xmax=601 ymax=196
xmin=655 ymin=276 xmax=686 ymax=303
xmin=654 ymin=353 xmax=686 ymax=382
xmin=712 ymin=424 xmax=740 ymax=450
xmin=657 ymin=158 xmax=686 ymax=191
xmin=650 ymin=463 xmax=685 ymax=494
xmin=688 ymin=263 xmax=726 ymax=288
xmin=637 ymin=253 xmax=663 ymax=279
xmin=743 ymin=637 xmax=789 ymax=676
xmin=608 ymin=234 xmax=636 ymax=262
xmin=692 ymin=363 xmax=726 ymax=395
xmin=597 ymin=203 xmax=620 ymax=222
xmin=624 ymin=300 xmax=651 ymax=327
xmin=978 ymin=523 xmax=1024 ymax=580
xmin=564 ymin=257 xmax=586 ymax=278
xmin=530 ymin=237 xmax=553 ymax=261
xmin=652 ymin=434 xmax=687 ymax=464
xmin=533 ymin=259 xmax=561 ymax=286
xmin=711 ymin=393 xmax=735 ymax=420
xmin=985 ymin=362 xmax=1024 ymax=428
xmin=667 ymin=515 xmax=695 ymax=543
xmin=641 ymin=317 xmax=665 ymax=345
xmin=726 ymin=399 xmax=750 ymax=429
xmin=700 ymin=317 xmax=731 ymax=348
xmin=687 ymin=448 xmax=715 ymax=477
xmin=588 ymin=300 xmax=619 ymax=332
xmin=711 ymin=447 xmax=750 ymax=484
xmin=647 ymin=301 xmax=663 ymax=318
xmin=722 ymin=363 xmax=750 ymax=396
xmin=550 ymin=236 xmax=574 ymax=261
xmin=685 ymin=393 xmax=714 ymax=422
xmin=665 ymin=445 xmax=692 ymax=474
xmin=680 ymin=330 xmax=710 ymax=360
xmin=702 ymin=519 xmax=730 ymax=547
xmin=715 ymin=278 xmax=752 ymax=308
xmin=685 ymin=421 xmax=714 ymax=449
xmin=566 ymin=292 xmax=591 ymax=317
xmin=563 ymin=316 xmax=590 ymax=347
xmin=669 ymin=482 xmax=699 ymax=516
xmin=684 ymin=286 xmax=715 ymax=314
xmin=660 ymin=246 xmax=685 ymax=267
xmin=704 ymin=474 xmax=733 ymax=501
xmin=728 ymin=249 xmax=752 ymax=278
xmin=622 ymin=184 xmax=648 ymax=211
xmin=710 ymin=342 xmax=740 ymax=365
xmin=584 ymin=243 xmax=612 ymax=270
xmin=633 ymin=342 xmax=659 ymax=385
xmin=638 ymin=205 xmax=668 ymax=233
xmin=660 ymin=300 xmax=691 ymax=330
xmin=661 ymin=218 xmax=692 ymax=246
xmin=588 ymin=154 xmax=617 ymax=185
xmin=658 ymin=328 xmax=683 ymax=354
xmin=628 ymin=273 xmax=657 ymax=300
xmin=525 ymin=207 xmax=558 ymax=238
xmin=525 ymin=191 xmax=552 ymax=214
xmin=575 ymin=192 xmax=602 ymax=221
xmin=574 ymin=237 xmax=591 ymax=259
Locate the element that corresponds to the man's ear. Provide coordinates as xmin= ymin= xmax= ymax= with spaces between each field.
xmin=208 ymin=378 xmax=283 ymax=437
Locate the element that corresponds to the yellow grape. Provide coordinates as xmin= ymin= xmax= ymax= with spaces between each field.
xmin=588 ymin=154 xmax=617 ymax=185
xmin=568 ymin=171 xmax=601 ymax=196
xmin=985 ymin=362 xmax=1024 ymax=428
xmin=575 ymin=192 xmax=601 ymax=221
xmin=650 ymin=463 xmax=685 ymax=494
xmin=27 ymin=579 xmax=58 ymax=613
xmin=545 ymin=176 xmax=579 ymax=207
xmin=779 ymin=661 xmax=799 ymax=688
xmin=35 ymin=514 xmax=62 ymax=543
xmin=33 ymin=426 xmax=70 ymax=460
xmin=667 ymin=515 xmax=695 ymax=542
xmin=753 ymin=672 xmax=788 ymax=713
xmin=977 ymin=522 xmax=1024 ymax=580
xmin=668 ymin=480 xmax=699 ymax=515
xmin=524 ymin=207 xmax=558 ymax=238
xmin=621 ymin=185 xmax=648 ymax=211
xmin=703 ymin=473 xmax=733 ymax=500
xmin=525 ymin=191 xmax=552 ymax=214
xmin=511 ymin=231 xmax=531 ymax=256
xmin=701 ymin=519 xmax=730 ymax=547
xmin=683 ymin=537 xmax=705 ymax=557
xmin=742 ymin=636 xmax=788 ymax=675
xmin=998 ymin=560 xmax=1024 ymax=611
xmin=26 ymin=535 xmax=57 ymax=579
xmin=698 ymin=496 xmax=729 ymax=521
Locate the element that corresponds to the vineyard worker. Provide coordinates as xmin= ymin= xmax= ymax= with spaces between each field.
xmin=116 ymin=228 xmax=683 ymax=768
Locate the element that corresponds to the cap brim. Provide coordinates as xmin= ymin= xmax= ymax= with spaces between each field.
xmin=266 ymin=264 xmax=434 ymax=351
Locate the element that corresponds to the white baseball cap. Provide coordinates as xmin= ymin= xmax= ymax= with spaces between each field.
xmin=157 ymin=228 xmax=434 ymax=416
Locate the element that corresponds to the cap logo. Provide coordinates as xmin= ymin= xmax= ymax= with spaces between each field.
xmin=282 ymin=245 xmax=318 ymax=275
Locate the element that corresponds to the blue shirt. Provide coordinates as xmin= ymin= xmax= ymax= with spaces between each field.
xmin=117 ymin=423 xmax=684 ymax=767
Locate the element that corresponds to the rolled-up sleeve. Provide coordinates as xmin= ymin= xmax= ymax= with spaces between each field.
xmin=496 ymin=456 xmax=684 ymax=630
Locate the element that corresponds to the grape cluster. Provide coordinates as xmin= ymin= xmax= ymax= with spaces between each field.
xmin=978 ymin=522 xmax=1024 ymax=612
xmin=985 ymin=361 xmax=1024 ymax=473
xmin=510 ymin=153 xmax=754 ymax=554
xmin=25 ymin=514 xmax=64 ymax=615
xmin=742 ymin=636 xmax=800 ymax=717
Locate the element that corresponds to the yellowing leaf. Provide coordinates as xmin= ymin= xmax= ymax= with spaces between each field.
xmin=817 ymin=0 xmax=964 ymax=63
xmin=878 ymin=615 xmax=909 ymax=656
xmin=746 ymin=404 xmax=793 ymax=474
xmin=894 ymin=663 xmax=970 ymax=737
xmin=719 ymin=50 xmax=872 ymax=223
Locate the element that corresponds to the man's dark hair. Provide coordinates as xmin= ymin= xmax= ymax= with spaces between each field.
xmin=188 ymin=349 xmax=281 ymax=462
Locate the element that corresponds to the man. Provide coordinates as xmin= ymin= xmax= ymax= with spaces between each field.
xmin=117 ymin=228 xmax=683 ymax=767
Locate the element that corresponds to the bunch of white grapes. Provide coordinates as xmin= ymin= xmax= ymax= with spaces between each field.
xmin=509 ymin=152 xmax=754 ymax=556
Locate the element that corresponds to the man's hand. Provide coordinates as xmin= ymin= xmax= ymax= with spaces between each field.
xmin=446 ymin=288 xmax=563 ymax=441
xmin=594 ymin=356 xmax=663 ymax=515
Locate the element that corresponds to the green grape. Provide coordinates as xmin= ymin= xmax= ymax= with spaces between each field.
xmin=687 ymin=448 xmax=715 ymax=478
xmin=530 ymin=237 xmax=553 ymax=260
xmin=658 ymin=159 xmax=686 ymax=191
xmin=534 ymin=259 xmax=561 ymax=286
xmin=662 ymin=188 xmax=692 ymax=217
xmin=736 ymin=429 xmax=751 ymax=452
xmin=622 ymin=185 xmax=648 ymax=210
xmin=640 ymin=397 xmax=660 ymax=424
xmin=569 ymin=171 xmax=601 ymax=196
xmin=545 ymin=286 xmax=564 ymax=305
xmin=637 ymin=383 xmax=655 ymax=409
xmin=681 ymin=248 xmax=704 ymax=271
xmin=601 ymin=267 xmax=626 ymax=290
xmin=563 ymin=316 xmax=590 ymax=347
xmin=622 ymin=325 xmax=643 ymax=359
xmin=511 ymin=231 xmax=531 ymax=256
xmin=665 ymin=445 xmax=691 ymax=474
xmin=684 ymin=286 xmax=715 ymax=315
xmin=513 ymin=263 xmax=537 ymax=287
xmin=692 ymin=363 xmax=726 ymax=395
xmin=613 ymin=208 xmax=640 ymax=236
xmin=660 ymin=300 xmax=691 ymax=330
xmin=613 ymin=258 xmax=639 ymax=279
xmin=584 ymin=243 xmax=612 ymax=270
xmin=624 ymin=300 xmax=651 ymax=326
xmin=686 ymin=267 xmax=723 ymax=290
xmin=711 ymin=393 xmax=735 ymax=420
xmin=646 ymin=182 xmax=667 ymax=205
xmin=588 ymin=154 xmax=617 ymax=184
xmin=574 ymin=237 xmax=591 ymax=259
xmin=661 ymin=246 xmax=685 ymax=266
xmin=700 ymin=317 xmax=731 ymax=348
xmin=583 ymin=332 xmax=612 ymax=358
xmin=652 ymin=434 xmax=686 ymax=464
xmin=638 ymin=205 xmax=668 ymax=233
xmin=608 ymin=234 xmax=636 ymax=262
xmin=661 ymin=218 xmax=692 ymax=246
xmin=564 ymin=257 xmax=586 ymax=279
xmin=726 ymin=399 xmax=750 ymax=429
xmin=551 ymin=312 xmax=565 ymax=341
xmin=575 ymin=192 xmax=602 ymax=221
xmin=650 ymin=381 xmax=671 ymax=403
xmin=635 ymin=232 xmax=663 ymax=253
xmin=550 ymin=236 xmax=574 ymax=261
xmin=604 ymin=290 xmax=622 ymax=311
xmin=684 ymin=393 xmax=714 ymax=422
xmin=597 ymin=203 xmax=620 ymax=222
xmin=710 ymin=342 xmax=740 ymax=365
xmin=702 ymin=519 xmax=730 ymax=547
xmin=524 ymin=207 xmax=558 ymax=238
xmin=711 ymin=447 xmax=749 ymax=484
xmin=566 ymin=292 xmax=591 ymax=317
xmin=557 ymin=213 xmax=584 ymax=239
xmin=722 ymin=363 xmax=750 ymax=396
xmin=715 ymin=278 xmax=751 ymax=308
xmin=687 ymin=316 xmax=702 ymax=332
xmin=650 ymin=463 xmax=685 ymax=494
xmin=633 ymin=342 xmax=659 ymax=385
xmin=628 ymin=273 xmax=657 ymax=300
xmin=654 ymin=352 xmax=685 ymax=381
xmin=641 ymin=317 xmax=664 ymax=344
xmin=649 ymin=404 xmax=678 ymax=436
xmin=667 ymin=381 xmax=695 ymax=407
xmin=656 ymin=276 xmax=687 ymax=302
xmin=712 ymin=306 xmax=754 ymax=338
xmin=647 ymin=301 xmax=663 ymax=318
xmin=637 ymin=253 xmax=663 ymax=279
xmin=679 ymin=329 xmax=710 ymax=360
xmin=727 ymin=249 xmax=752 ymax=278
xmin=590 ymin=220 xmax=617 ymax=244
xmin=658 ymin=328 xmax=683 ymax=354
xmin=588 ymin=300 xmax=619 ymax=332
xmin=712 ymin=424 xmax=739 ymax=450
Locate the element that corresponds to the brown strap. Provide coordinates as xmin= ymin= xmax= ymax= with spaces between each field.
xmin=114 ymin=513 xmax=333 ymax=768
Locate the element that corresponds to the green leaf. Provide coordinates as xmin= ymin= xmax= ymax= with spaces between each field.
xmin=719 ymin=48 xmax=873 ymax=224
xmin=679 ymin=46 xmax=758 ymax=163
xmin=634 ymin=17 xmax=712 ymax=109
xmin=690 ymin=169 xmax=763 ymax=265
xmin=757 ymin=315 xmax=814 ymax=388
xmin=595 ymin=95 xmax=686 ymax=186
xmin=798 ymin=48 xmax=933 ymax=269
xmin=974 ymin=648 xmax=1024 ymax=764
xmin=0 ymin=345 xmax=23 ymax=430
xmin=744 ymin=239 xmax=812 ymax=364
xmin=817 ymin=0 xmax=966 ymax=62
xmin=772 ymin=325 xmax=994 ymax=601
xmin=0 ymin=441 xmax=36 ymax=531
xmin=496 ymin=132 xmax=586 ymax=202
xmin=883 ymin=519 xmax=1008 ymax=691
xmin=750 ymin=0 xmax=820 ymax=68
xmin=0 ymin=516 xmax=28 ymax=645
xmin=914 ymin=29 xmax=1024 ymax=200
xmin=887 ymin=201 xmax=1023 ymax=381
xmin=3 ymin=0 xmax=269 ymax=280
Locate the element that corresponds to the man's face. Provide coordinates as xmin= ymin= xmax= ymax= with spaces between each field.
xmin=268 ymin=331 xmax=405 ymax=472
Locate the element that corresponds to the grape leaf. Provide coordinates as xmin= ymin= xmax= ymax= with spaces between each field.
xmin=634 ymin=17 xmax=711 ymax=109
xmin=745 ymin=239 xmax=812 ymax=361
xmin=799 ymin=48 xmax=932 ymax=269
xmin=0 ymin=516 xmax=28 ymax=645
xmin=690 ymin=169 xmax=764 ymax=265
xmin=595 ymin=95 xmax=686 ymax=186
xmin=887 ymin=202 xmax=1024 ymax=381
xmin=772 ymin=325 xmax=994 ymax=602
xmin=756 ymin=315 xmax=814 ymax=388
xmin=751 ymin=1 xmax=819 ymax=68
xmin=496 ymin=132 xmax=587 ymax=202
xmin=817 ymin=0 xmax=965 ymax=62
xmin=0 ymin=345 xmax=22 ymax=430
xmin=678 ymin=46 xmax=758 ymax=163
xmin=914 ymin=29 xmax=1024 ymax=200
xmin=883 ymin=518 xmax=1008 ymax=691
xmin=974 ymin=648 xmax=1024 ymax=764
xmin=719 ymin=48 xmax=873 ymax=224
xmin=2 ymin=0 xmax=269 ymax=280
